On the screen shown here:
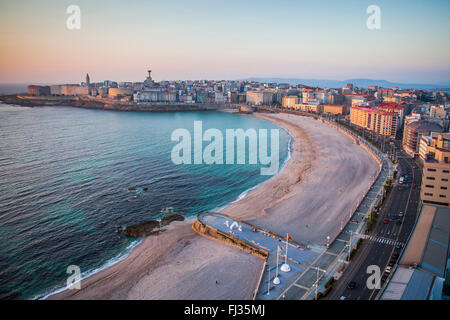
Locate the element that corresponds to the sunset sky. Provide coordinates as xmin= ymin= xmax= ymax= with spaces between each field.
xmin=0 ymin=0 xmax=449 ymax=84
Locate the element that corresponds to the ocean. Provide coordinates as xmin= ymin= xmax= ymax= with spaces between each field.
xmin=0 ymin=104 xmax=290 ymax=299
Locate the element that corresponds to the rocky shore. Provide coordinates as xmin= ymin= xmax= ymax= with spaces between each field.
xmin=0 ymin=95 xmax=222 ymax=112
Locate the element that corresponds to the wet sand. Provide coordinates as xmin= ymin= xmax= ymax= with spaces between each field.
xmin=49 ymin=112 xmax=378 ymax=300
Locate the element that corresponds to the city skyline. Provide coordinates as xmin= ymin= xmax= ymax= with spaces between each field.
xmin=0 ymin=0 xmax=450 ymax=84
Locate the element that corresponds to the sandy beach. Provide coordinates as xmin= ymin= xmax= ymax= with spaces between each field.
xmin=49 ymin=112 xmax=378 ymax=300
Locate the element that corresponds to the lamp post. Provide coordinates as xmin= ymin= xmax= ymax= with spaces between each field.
xmin=280 ymin=233 xmax=291 ymax=272
xmin=273 ymin=246 xmax=280 ymax=285
xmin=348 ymin=231 xmax=353 ymax=263
xmin=315 ymin=267 xmax=319 ymax=300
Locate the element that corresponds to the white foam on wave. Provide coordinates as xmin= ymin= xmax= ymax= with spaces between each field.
xmin=35 ymin=239 xmax=142 ymax=300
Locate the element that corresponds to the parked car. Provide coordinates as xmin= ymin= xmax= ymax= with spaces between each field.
xmin=384 ymin=218 xmax=389 ymax=224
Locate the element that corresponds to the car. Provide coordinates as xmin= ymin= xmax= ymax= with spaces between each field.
xmin=381 ymin=273 xmax=389 ymax=282
xmin=396 ymin=219 xmax=402 ymax=225
xmin=386 ymin=266 xmax=392 ymax=273
xmin=384 ymin=218 xmax=389 ymax=224
xmin=395 ymin=243 xmax=403 ymax=250
xmin=339 ymin=296 xmax=346 ymax=300
xmin=398 ymin=212 xmax=404 ymax=218
xmin=413 ymin=184 xmax=417 ymax=188
xmin=393 ymin=252 xmax=400 ymax=258
xmin=347 ymin=281 xmax=357 ymax=289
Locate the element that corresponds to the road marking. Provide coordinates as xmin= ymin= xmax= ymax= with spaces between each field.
xmin=293 ymin=283 xmax=310 ymax=290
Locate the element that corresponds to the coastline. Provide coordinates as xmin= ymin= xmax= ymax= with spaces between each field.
xmin=47 ymin=111 xmax=378 ymax=300
xmin=0 ymin=95 xmax=221 ymax=112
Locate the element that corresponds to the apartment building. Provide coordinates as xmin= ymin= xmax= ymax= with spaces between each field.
xmin=421 ymin=133 xmax=450 ymax=206
xmin=402 ymin=120 xmax=444 ymax=157
xmin=323 ymin=104 xmax=346 ymax=115
xmin=350 ymin=105 xmax=398 ymax=136
xmin=246 ymin=91 xmax=273 ymax=106
xmin=282 ymin=96 xmax=299 ymax=108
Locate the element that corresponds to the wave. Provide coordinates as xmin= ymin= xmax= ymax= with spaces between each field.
xmin=35 ymin=239 xmax=142 ymax=300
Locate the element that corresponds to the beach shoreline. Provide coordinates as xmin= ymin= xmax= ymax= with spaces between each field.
xmin=47 ymin=112 xmax=378 ymax=300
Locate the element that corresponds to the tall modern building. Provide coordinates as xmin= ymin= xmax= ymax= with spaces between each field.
xmin=350 ymin=105 xmax=399 ymax=137
xmin=421 ymin=133 xmax=450 ymax=206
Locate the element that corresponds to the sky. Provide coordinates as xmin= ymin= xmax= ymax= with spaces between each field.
xmin=0 ymin=0 xmax=449 ymax=84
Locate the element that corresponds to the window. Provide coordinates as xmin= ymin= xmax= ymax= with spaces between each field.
xmin=427 ymin=168 xmax=437 ymax=172
xmin=441 ymin=187 xmax=447 ymax=190
xmin=443 ymin=170 xmax=449 ymax=173
xmin=426 ymin=177 xmax=436 ymax=180
xmin=442 ymin=178 xmax=449 ymax=182
xmin=424 ymin=193 xmax=433 ymax=196
xmin=425 ymin=185 xmax=434 ymax=188
xmin=440 ymin=195 xmax=446 ymax=198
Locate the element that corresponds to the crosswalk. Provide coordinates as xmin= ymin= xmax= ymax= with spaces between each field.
xmin=358 ymin=234 xmax=404 ymax=246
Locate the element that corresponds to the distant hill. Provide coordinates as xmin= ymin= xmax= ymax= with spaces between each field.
xmin=242 ymin=78 xmax=450 ymax=90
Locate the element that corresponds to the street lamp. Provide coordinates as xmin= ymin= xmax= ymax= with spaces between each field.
xmin=273 ymin=246 xmax=280 ymax=285
xmin=280 ymin=233 xmax=291 ymax=273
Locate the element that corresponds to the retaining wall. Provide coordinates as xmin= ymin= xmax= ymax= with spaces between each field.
xmin=192 ymin=219 xmax=269 ymax=260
